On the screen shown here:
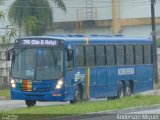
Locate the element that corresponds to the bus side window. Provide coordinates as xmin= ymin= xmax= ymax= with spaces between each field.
xmin=143 ymin=45 xmax=151 ymax=64
xmin=66 ymin=49 xmax=74 ymax=71
xmin=135 ymin=45 xmax=143 ymax=65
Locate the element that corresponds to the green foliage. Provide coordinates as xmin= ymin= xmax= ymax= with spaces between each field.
xmin=0 ymin=89 xmax=10 ymax=98
xmin=53 ymin=0 xmax=66 ymax=11
xmin=8 ymin=0 xmax=54 ymax=35
xmin=0 ymin=11 xmax=4 ymax=19
xmin=0 ymin=0 xmax=17 ymax=44
xmin=24 ymin=16 xmax=40 ymax=35
xmin=0 ymin=0 xmax=4 ymax=4
xmin=0 ymin=0 xmax=4 ymax=19
xmin=2 ymin=27 xmax=17 ymax=44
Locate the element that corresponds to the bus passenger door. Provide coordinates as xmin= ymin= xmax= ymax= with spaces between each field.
xmin=64 ymin=49 xmax=76 ymax=101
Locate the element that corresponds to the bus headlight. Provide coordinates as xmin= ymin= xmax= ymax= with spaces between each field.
xmin=10 ymin=79 xmax=16 ymax=88
xmin=11 ymin=80 xmax=15 ymax=84
xmin=55 ymin=84 xmax=61 ymax=89
xmin=57 ymin=80 xmax=63 ymax=86
xmin=55 ymin=78 xmax=63 ymax=90
xmin=11 ymin=83 xmax=16 ymax=88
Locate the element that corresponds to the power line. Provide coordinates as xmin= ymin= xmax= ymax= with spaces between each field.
xmin=0 ymin=0 xmax=160 ymax=8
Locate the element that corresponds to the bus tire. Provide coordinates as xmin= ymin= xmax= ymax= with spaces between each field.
xmin=126 ymin=81 xmax=133 ymax=96
xmin=70 ymin=85 xmax=83 ymax=104
xmin=117 ymin=82 xmax=125 ymax=98
xmin=25 ymin=100 xmax=36 ymax=107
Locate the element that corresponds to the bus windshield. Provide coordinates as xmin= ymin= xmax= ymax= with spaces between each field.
xmin=11 ymin=48 xmax=63 ymax=80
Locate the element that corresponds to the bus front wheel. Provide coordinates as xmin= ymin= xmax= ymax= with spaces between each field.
xmin=70 ymin=85 xmax=83 ymax=104
xmin=25 ymin=100 xmax=36 ymax=107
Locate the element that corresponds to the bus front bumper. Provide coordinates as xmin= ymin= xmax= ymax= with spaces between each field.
xmin=10 ymin=89 xmax=65 ymax=102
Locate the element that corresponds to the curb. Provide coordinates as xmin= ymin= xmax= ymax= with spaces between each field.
xmin=89 ymin=104 xmax=160 ymax=114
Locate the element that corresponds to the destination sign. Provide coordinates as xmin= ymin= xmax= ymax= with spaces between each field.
xmin=22 ymin=39 xmax=57 ymax=46
xmin=15 ymin=38 xmax=64 ymax=48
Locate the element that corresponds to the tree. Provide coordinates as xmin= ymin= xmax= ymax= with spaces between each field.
xmin=0 ymin=0 xmax=4 ymax=4
xmin=0 ymin=0 xmax=18 ymax=88
xmin=8 ymin=0 xmax=66 ymax=36
xmin=0 ymin=0 xmax=4 ymax=19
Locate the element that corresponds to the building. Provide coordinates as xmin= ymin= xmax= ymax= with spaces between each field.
xmin=0 ymin=0 xmax=160 ymax=86
xmin=47 ymin=0 xmax=160 ymax=37
xmin=0 ymin=0 xmax=160 ymax=37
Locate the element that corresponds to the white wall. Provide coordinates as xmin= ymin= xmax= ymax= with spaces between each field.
xmin=50 ymin=0 xmax=112 ymax=22
xmin=120 ymin=0 xmax=150 ymax=19
xmin=121 ymin=25 xmax=152 ymax=37
xmin=51 ymin=0 xmax=160 ymax=22
xmin=119 ymin=0 xmax=160 ymax=19
xmin=46 ymin=26 xmax=112 ymax=36
xmin=93 ymin=0 xmax=112 ymax=20
xmin=121 ymin=24 xmax=160 ymax=38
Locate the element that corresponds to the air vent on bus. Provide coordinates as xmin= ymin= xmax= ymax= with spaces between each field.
xmin=114 ymin=34 xmax=124 ymax=37
xmin=89 ymin=34 xmax=113 ymax=37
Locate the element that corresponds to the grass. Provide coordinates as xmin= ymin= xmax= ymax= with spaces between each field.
xmin=1 ymin=95 xmax=160 ymax=120
xmin=0 ymin=89 xmax=10 ymax=99
xmin=4 ymin=95 xmax=160 ymax=115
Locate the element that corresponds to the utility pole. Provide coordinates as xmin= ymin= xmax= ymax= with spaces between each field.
xmin=151 ymin=0 xmax=158 ymax=83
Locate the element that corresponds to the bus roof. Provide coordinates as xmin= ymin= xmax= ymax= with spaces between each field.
xmin=19 ymin=34 xmax=152 ymax=46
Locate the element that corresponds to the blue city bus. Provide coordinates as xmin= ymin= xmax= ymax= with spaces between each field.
xmin=7 ymin=35 xmax=153 ymax=107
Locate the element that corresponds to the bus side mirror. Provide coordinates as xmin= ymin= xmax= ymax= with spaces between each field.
xmin=6 ymin=49 xmax=15 ymax=61
xmin=6 ymin=50 xmax=11 ymax=61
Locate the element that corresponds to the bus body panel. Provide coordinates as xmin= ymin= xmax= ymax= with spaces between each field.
xmin=134 ymin=65 xmax=153 ymax=93
xmin=11 ymin=80 xmax=65 ymax=101
xmin=95 ymin=67 xmax=107 ymax=98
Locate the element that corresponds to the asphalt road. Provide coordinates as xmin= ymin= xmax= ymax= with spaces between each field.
xmin=78 ymin=109 xmax=160 ymax=120
xmin=0 ymin=98 xmax=108 ymax=111
xmin=0 ymin=100 xmax=69 ymax=111
xmin=45 ymin=105 xmax=160 ymax=120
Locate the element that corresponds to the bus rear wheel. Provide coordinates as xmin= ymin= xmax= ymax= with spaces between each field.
xmin=126 ymin=82 xmax=133 ymax=96
xmin=70 ymin=85 xmax=83 ymax=104
xmin=25 ymin=100 xmax=36 ymax=107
